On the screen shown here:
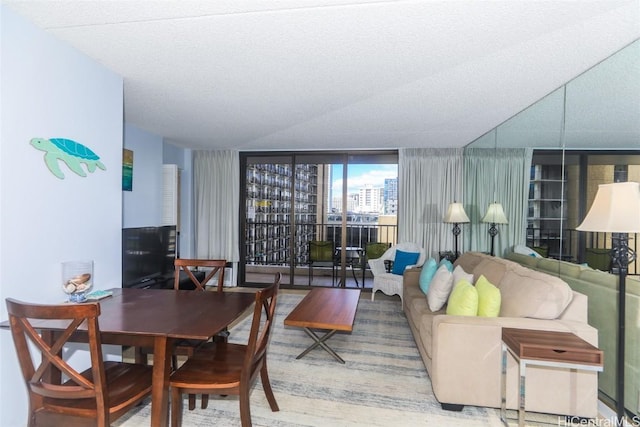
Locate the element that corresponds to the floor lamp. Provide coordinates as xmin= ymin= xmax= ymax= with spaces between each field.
xmin=444 ymin=202 xmax=470 ymax=259
xmin=576 ymin=181 xmax=640 ymax=423
xmin=481 ymin=202 xmax=508 ymax=257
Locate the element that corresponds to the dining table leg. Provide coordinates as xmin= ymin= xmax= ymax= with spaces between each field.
xmin=150 ymin=336 xmax=173 ymax=427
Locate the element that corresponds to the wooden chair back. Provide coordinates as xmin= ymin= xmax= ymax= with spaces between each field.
xmin=174 ymin=258 xmax=227 ymax=292
xmin=5 ymin=298 xmax=152 ymax=426
xmin=244 ymin=272 xmax=281 ymax=380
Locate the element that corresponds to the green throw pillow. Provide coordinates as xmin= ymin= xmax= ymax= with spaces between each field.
xmin=419 ymin=258 xmax=438 ymax=293
xmin=391 ymin=250 xmax=420 ymax=275
xmin=476 ymin=275 xmax=501 ymax=317
xmin=446 ymin=279 xmax=478 ymax=316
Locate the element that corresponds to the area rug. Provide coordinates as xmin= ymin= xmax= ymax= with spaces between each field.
xmin=114 ymin=293 xmax=553 ymax=427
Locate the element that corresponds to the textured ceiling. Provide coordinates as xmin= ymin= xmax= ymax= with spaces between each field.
xmin=4 ymin=0 xmax=639 ymax=150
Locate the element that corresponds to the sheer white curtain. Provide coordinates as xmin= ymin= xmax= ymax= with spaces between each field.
xmin=464 ymin=147 xmax=532 ymax=256
xmin=398 ymin=148 xmax=465 ymax=259
xmin=193 ymin=150 xmax=240 ymax=262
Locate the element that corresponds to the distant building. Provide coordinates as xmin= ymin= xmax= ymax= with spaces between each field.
xmin=358 ymin=185 xmax=383 ymax=213
xmin=384 ymin=178 xmax=398 ymax=214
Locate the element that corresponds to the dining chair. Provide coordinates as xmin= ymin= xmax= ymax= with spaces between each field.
xmin=360 ymin=242 xmax=391 ymax=287
xmin=5 ymin=298 xmax=153 ymax=427
xmin=308 ymin=240 xmax=336 ymax=286
xmin=172 ymin=258 xmax=229 ymax=363
xmin=169 ymin=272 xmax=282 ymax=427
xmin=174 ymin=258 xmax=227 ymax=292
xmin=136 ymin=259 xmax=227 ymax=371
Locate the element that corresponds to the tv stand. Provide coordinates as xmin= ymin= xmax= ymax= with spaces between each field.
xmin=126 ymin=271 xmax=205 ymax=290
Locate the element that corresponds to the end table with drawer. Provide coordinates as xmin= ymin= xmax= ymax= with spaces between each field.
xmin=500 ymin=328 xmax=603 ymax=427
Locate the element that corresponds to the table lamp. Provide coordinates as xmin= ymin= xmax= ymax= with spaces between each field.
xmin=481 ymin=202 xmax=508 ymax=256
xmin=576 ymin=181 xmax=640 ymax=423
xmin=443 ymin=202 xmax=470 ymax=258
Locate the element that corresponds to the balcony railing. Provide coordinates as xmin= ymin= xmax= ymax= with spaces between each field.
xmin=245 ymin=221 xmax=398 ymax=266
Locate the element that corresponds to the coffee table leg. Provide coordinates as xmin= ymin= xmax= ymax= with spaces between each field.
xmin=296 ymin=328 xmax=344 ymax=363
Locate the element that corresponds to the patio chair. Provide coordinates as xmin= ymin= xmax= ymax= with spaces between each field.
xmin=370 ymin=242 xmax=426 ymax=308
xmin=360 ymin=242 xmax=391 ymax=287
xmin=308 ymin=240 xmax=337 ymax=286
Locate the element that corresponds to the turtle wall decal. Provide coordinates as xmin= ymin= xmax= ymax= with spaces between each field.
xmin=30 ymin=137 xmax=106 ymax=179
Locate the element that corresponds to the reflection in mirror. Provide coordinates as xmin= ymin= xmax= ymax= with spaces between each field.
xmin=465 ymin=39 xmax=639 ymax=262
xmin=464 ymin=39 xmax=640 ymax=417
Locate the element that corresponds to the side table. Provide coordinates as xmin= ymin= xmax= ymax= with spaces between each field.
xmin=500 ymin=328 xmax=603 ymax=427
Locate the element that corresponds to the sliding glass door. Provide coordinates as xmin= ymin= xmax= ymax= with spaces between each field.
xmin=239 ymin=151 xmax=397 ymax=289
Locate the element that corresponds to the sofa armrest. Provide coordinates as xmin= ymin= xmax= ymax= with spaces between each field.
xmin=403 ymin=268 xmax=421 ymax=288
xmin=559 ymin=291 xmax=588 ymax=323
xmin=429 ymin=315 xmax=598 ymax=415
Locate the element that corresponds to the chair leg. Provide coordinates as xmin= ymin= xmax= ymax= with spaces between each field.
xmin=201 ymin=394 xmax=209 ymax=409
xmin=188 ymin=394 xmax=196 ymax=410
xmin=134 ymin=347 xmax=148 ymax=365
xmin=260 ymin=361 xmax=279 ymax=412
xmin=171 ymin=387 xmax=183 ymax=427
xmin=239 ymin=385 xmax=254 ymax=427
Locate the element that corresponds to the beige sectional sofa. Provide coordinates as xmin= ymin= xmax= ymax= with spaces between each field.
xmin=403 ymin=251 xmax=599 ymax=417
xmin=506 ymin=251 xmax=640 ymax=416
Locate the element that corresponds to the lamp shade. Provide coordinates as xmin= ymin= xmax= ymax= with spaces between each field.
xmin=444 ymin=202 xmax=470 ymax=223
xmin=576 ymin=182 xmax=640 ymax=233
xmin=481 ymin=203 xmax=508 ymax=224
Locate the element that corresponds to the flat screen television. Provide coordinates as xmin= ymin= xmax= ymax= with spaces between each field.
xmin=122 ymin=226 xmax=177 ymax=288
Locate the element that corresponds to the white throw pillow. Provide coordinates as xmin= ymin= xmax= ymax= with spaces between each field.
xmin=426 ymin=265 xmax=454 ymax=312
xmin=452 ymin=265 xmax=474 ymax=286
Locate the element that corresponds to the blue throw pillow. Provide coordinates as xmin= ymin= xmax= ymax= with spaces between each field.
xmin=439 ymin=258 xmax=454 ymax=272
xmin=391 ymin=250 xmax=420 ymax=275
xmin=419 ymin=258 xmax=438 ymax=294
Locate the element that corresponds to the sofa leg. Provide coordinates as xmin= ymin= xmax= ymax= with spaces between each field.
xmin=441 ymin=403 xmax=464 ymax=412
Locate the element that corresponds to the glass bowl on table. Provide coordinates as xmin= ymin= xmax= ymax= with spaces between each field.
xmin=62 ymin=260 xmax=93 ymax=303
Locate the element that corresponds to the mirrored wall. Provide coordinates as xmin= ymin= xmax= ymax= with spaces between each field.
xmin=463 ymin=39 xmax=639 ymax=416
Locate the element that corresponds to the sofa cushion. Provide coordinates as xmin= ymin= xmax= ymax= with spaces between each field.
xmin=426 ymin=265 xmax=454 ymax=312
xmin=473 ymin=258 xmax=508 ymax=287
xmin=454 ymin=252 xmax=491 ymax=274
xmin=446 ymin=279 xmax=478 ymax=316
xmin=537 ymin=258 xmax=586 ymax=278
xmin=498 ymin=268 xmax=573 ymax=319
xmin=419 ymin=258 xmax=438 ymax=293
xmin=392 ymin=250 xmax=420 ymax=275
xmin=476 ymin=275 xmax=501 ymax=317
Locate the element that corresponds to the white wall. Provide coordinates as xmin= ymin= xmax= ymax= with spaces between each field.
xmin=1 ymin=7 xmax=124 ymax=426
xmin=123 ymin=123 xmax=164 ymax=227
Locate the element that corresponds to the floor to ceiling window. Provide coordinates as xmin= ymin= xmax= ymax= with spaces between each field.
xmin=239 ymin=151 xmax=398 ymax=289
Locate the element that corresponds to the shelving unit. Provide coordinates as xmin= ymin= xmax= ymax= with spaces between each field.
xmin=245 ymin=163 xmax=319 ymax=266
xmin=527 ymin=165 xmax=567 ymax=255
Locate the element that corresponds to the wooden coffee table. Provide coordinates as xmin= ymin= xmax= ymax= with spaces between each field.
xmin=500 ymin=328 xmax=603 ymax=427
xmin=284 ymin=288 xmax=360 ymax=363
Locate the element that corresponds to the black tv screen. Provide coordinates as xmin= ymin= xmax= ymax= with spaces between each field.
xmin=122 ymin=226 xmax=177 ymax=287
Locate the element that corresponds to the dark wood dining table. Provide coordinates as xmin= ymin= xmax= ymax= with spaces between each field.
xmin=4 ymin=287 xmax=256 ymax=427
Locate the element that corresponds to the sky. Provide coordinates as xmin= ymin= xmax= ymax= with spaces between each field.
xmin=331 ymin=164 xmax=398 ymax=194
